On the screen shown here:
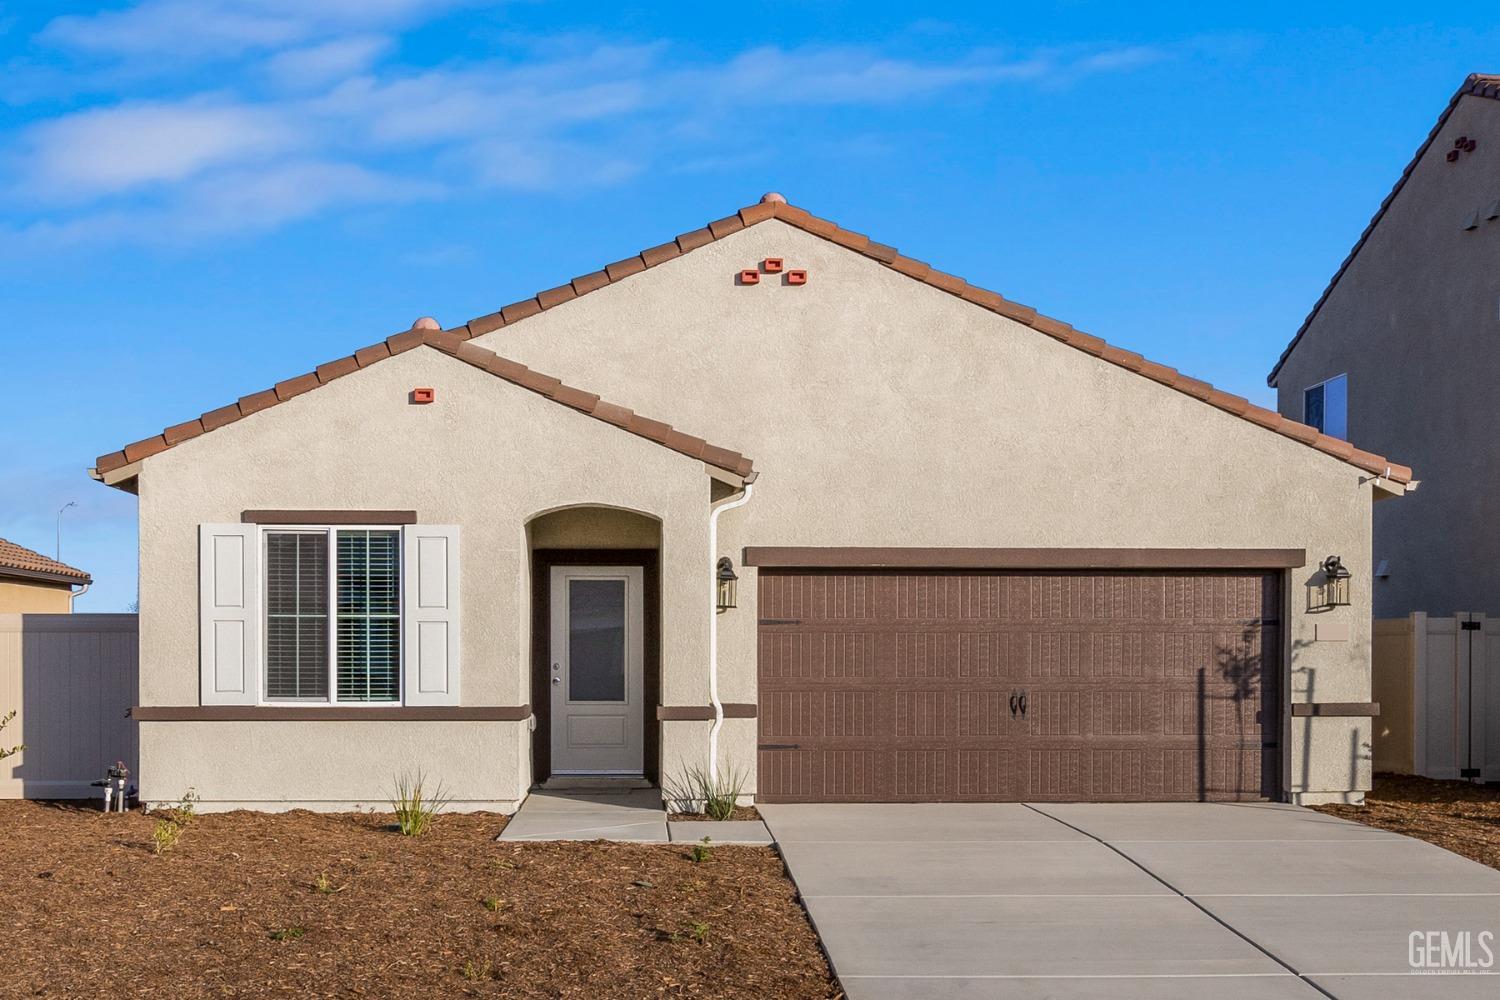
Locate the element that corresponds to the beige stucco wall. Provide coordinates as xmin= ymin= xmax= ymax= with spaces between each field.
xmin=135 ymin=347 xmax=713 ymax=810
xmin=1274 ymin=93 xmax=1500 ymax=619
xmin=131 ymin=215 xmax=1387 ymax=808
xmin=475 ymin=219 xmax=1381 ymax=804
xmin=0 ymin=580 xmax=73 ymax=614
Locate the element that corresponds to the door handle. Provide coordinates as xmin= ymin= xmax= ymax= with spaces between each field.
xmin=1018 ymin=693 xmax=1027 ymax=718
xmin=1008 ymin=692 xmax=1019 ymax=717
xmin=551 ymin=677 xmax=560 ymax=685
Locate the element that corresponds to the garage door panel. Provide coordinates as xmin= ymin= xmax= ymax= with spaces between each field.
xmin=759 ymin=568 xmax=1282 ymax=803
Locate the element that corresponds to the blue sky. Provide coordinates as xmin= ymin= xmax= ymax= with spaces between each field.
xmin=0 ymin=2 xmax=1494 ymax=611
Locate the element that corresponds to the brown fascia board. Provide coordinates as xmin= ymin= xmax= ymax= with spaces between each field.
xmin=95 ymin=331 xmax=755 ymax=482
xmin=0 ymin=565 xmax=93 ymax=587
xmin=1267 ymin=74 xmax=1500 ymax=386
xmin=98 ymin=195 xmax=1414 ymax=487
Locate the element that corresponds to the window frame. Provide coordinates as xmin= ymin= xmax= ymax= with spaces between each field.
xmin=1303 ymin=372 xmax=1348 ymax=439
xmin=258 ymin=523 xmax=406 ymax=707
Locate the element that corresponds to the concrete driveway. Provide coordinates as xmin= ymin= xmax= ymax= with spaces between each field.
xmin=759 ymin=802 xmax=1500 ymax=1000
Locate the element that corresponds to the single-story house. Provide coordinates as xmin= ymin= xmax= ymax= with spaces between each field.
xmin=92 ymin=196 xmax=1412 ymax=811
xmin=0 ymin=538 xmax=91 ymax=613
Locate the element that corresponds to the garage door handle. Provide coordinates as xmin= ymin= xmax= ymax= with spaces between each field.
xmin=758 ymin=743 xmax=800 ymax=751
xmin=1009 ymin=693 xmax=1019 ymax=717
xmin=1018 ymin=693 xmax=1027 ymax=718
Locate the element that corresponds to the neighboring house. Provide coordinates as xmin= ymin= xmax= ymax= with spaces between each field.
xmin=92 ymin=196 xmax=1411 ymax=811
xmin=1270 ymin=73 xmax=1500 ymax=619
xmin=0 ymin=538 xmax=90 ymax=613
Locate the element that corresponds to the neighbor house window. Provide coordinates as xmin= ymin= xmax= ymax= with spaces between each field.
xmin=1304 ymin=374 xmax=1348 ymax=439
xmin=264 ymin=527 xmax=401 ymax=703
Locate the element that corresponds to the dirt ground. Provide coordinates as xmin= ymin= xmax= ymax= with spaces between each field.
xmin=0 ymin=801 xmax=839 ymax=999
xmin=1312 ymin=773 xmax=1500 ymax=870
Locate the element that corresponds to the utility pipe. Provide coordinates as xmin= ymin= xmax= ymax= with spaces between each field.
xmin=707 ymin=483 xmax=753 ymax=776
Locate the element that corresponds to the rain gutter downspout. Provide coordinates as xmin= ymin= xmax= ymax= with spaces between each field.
xmin=708 ymin=482 xmax=753 ymax=776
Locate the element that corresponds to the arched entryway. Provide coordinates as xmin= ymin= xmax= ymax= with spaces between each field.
xmin=525 ymin=506 xmax=663 ymax=786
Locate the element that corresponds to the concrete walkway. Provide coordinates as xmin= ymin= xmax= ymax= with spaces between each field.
xmin=498 ymin=789 xmax=773 ymax=844
xmin=760 ymin=801 xmax=1500 ymax=1000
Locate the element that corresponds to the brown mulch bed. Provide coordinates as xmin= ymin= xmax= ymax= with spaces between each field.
xmin=669 ymin=805 xmax=762 ymax=822
xmin=1311 ymin=773 xmax=1500 ymax=871
xmin=0 ymin=801 xmax=839 ymax=999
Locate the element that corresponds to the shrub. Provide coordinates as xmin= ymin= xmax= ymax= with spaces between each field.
xmin=390 ymin=771 xmax=449 ymax=836
xmin=689 ymin=920 xmax=710 ymax=945
xmin=481 ymin=895 xmax=505 ymax=912
xmin=669 ymin=763 xmax=746 ymax=820
xmin=689 ymin=837 xmax=712 ymax=864
xmin=268 ymin=926 xmax=305 ymax=942
xmin=150 ymin=818 xmax=183 ymax=856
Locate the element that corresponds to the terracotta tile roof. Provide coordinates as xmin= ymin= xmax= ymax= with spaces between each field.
xmin=0 ymin=537 xmax=91 ymax=585
xmin=1268 ymin=73 xmax=1500 ymax=386
xmin=94 ymin=331 xmax=755 ymax=481
xmin=96 ymin=197 xmax=1413 ymax=487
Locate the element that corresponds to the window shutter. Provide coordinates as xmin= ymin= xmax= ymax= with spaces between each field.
xmin=402 ymin=525 xmax=460 ymax=705
xmin=199 ymin=523 xmax=260 ymax=705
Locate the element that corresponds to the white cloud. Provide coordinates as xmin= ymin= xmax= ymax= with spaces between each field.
xmin=9 ymin=13 xmax=1170 ymax=245
xmin=264 ymin=35 xmax=391 ymax=89
xmin=42 ymin=0 xmax=467 ymax=59
xmin=24 ymin=100 xmax=296 ymax=197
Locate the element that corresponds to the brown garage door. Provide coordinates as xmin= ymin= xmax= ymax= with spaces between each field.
xmin=757 ymin=569 xmax=1281 ymax=802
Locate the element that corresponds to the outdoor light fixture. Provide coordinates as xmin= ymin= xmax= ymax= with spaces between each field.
xmin=716 ymin=557 xmax=738 ymax=612
xmin=1321 ymin=555 xmax=1352 ymax=607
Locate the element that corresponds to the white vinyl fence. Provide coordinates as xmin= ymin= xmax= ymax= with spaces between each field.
xmin=1373 ymin=613 xmax=1500 ymax=781
xmin=0 ymin=613 xmax=138 ymax=798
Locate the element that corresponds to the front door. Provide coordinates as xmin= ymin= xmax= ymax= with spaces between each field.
xmin=549 ymin=565 xmax=645 ymax=774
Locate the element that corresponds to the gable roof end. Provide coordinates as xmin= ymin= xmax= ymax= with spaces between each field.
xmin=1266 ymin=73 xmax=1500 ymax=386
xmin=93 ymin=330 xmax=755 ymax=482
xmin=97 ymin=195 xmax=1413 ymax=487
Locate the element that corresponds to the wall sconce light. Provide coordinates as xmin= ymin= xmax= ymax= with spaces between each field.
xmin=716 ymin=556 xmax=738 ymax=612
xmin=1321 ymin=555 xmax=1352 ymax=607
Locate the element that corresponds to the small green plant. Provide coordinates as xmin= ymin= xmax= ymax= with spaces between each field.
xmin=268 ymin=926 xmax=305 ymax=942
xmin=0 ymin=710 xmax=22 ymax=761
xmin=689 ymin=921 xmax=710 ymax=945
xmin=481 ymin=895 xmax=505 ymax=912
xmin=689 ymin=837 xmax=712 ymax=864
xmin=460 ymin=958 xmax=494 ymax=982
xmin=150 ymin=818 xmax=183 ymax=855
xmin=673 ymin=764 xmax=746 ymax=820
xmin=313 ymin=872 xmax=344 ymax=894
xmin=161 ymin=788 xmax=200 ymax=826
xmin=390 ymin=771 xmax=449 ymax=836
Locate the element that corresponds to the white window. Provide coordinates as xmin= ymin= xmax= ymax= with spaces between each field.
xmin=199 ymin=522 xmax=459 ymax=707
xmin=1304 ymin=374 xmax=1347 ymax=440
xmin=265 ymin=527 xmax=401 ymax=703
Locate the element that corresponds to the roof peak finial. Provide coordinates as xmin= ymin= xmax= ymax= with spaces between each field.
xmin=411 ymin=316 xmax=440 ymax=331
xmin=759 ymin=191 xmax=787 ymax=204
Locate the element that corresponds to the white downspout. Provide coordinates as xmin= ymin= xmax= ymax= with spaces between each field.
xmin=69 ymin=582 xmax=91 ymax=611
xmin=708 ymin=483 xmax=753 ymax=776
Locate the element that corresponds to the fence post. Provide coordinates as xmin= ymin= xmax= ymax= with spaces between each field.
xmin=1412 ymin=611 xmax=1427 ymax=777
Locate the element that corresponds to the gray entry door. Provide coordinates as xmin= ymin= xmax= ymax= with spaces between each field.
xmin=549 ymin=566 xmax=645 ymax=774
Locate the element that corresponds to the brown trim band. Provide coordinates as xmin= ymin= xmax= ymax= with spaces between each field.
xmin=656 ymin=704 xmax=758 ymax=722
xmin=742 ymin=547 xmax=1308 ymax=570
xmin=132 ymin=705 xmax=531 ymax=722
xmin=1291 ymin=702 xmax=1380 ymax=718
xmin=242 ymin=510 xmax=418 ymax=525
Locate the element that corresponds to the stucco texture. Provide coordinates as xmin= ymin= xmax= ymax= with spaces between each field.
xmin=132 ymin=215 xmax=1385 ymax=807
xmin=476 ymin=219 xmax=1382 ymax=803
xmin=0 ymin=580 xmax=72 ymax=614
xmin=1274 ymin=93 xmax=1496 ymax=618
xmin=135 ymin=347 xmax=713 ymax=808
